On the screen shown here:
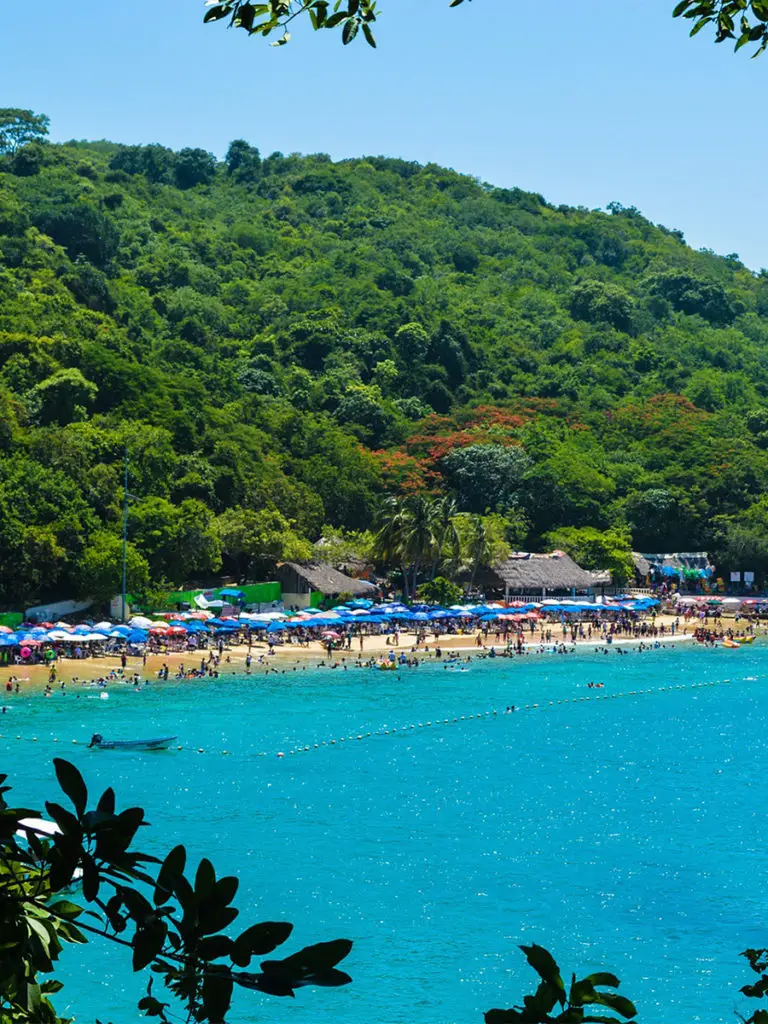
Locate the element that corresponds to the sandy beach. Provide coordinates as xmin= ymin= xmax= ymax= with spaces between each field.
xmin=1 ymin=612 xmax=755 ymax=694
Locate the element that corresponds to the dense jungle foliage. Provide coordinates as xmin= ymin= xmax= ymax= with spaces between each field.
xmin=2 ymin=131 xmax=768 ymax=607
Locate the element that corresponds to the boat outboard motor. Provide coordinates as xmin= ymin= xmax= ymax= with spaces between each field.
xmin=88 ymin=733 xmax=103 ymax=749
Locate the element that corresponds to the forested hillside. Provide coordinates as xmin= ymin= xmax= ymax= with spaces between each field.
xmin=2 ymin=134 xmax=768 ymax=606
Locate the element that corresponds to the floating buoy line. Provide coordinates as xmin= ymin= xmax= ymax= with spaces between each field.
xmin=0 ymin=675 xmax=761 ymax=759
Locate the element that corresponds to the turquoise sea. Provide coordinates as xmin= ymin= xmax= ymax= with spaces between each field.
xmin=4 ymin=641 xmax=768 ymax=1024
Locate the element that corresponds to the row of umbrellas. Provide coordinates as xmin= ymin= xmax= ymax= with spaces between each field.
xmin=0 ymin=596 xmax=663 ymax=649
xmin=675 ymin=595 xmax=765 ymax=607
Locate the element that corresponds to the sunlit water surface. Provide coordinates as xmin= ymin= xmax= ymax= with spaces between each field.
xmin=4 ymin=641 xmax=768 ymax=1024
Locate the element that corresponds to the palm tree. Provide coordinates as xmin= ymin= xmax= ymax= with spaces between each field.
xmin=373 ymin=495 xmax=412 ymax=599
xmin=465 ymin=514 xmax=494 ymax=597
xmin=373 ymin=495 xmax=446 ymax=600
xmin=401 ymin=495 xmax=437 ymax=598
xmin=429 ymin=495 xmax=459 ymax=580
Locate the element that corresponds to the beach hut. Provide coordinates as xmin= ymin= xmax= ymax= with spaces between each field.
xmin=487 ymin=551 xmax=610 ymax=603
xmin=276 ymin=562 xmax=378 ymax=609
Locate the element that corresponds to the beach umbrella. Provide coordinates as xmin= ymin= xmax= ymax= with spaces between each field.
xmin=94 ymin=621 xmax=113 ymax=631
xmin=166 ymin=626 xmax=187 ymax=635
xmin=266 ymin=622 xmax=286 ymax=633
xmin=321 ymin=631 xmax=342 ymax=639
xmin=45 ymin=630 xmax=75 ymax=641
xmin=0 ymin=625 xmax=13 ymax=634
xmin=129 ymin=616 xmax=153 ymax=628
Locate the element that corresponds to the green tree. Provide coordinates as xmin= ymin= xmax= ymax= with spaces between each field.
xmin=485 ymin=943 xmax=637 ymax=1024
xmin=131 ymin=498 xmax=221 ymax=585
xmin=175 ymin=147 xmax=218 ymax=189
xmin=216 ymin=507 xmax=312 ymax=579
xmin=77 ymin=530 xmax=150 ymax=605
xmin=202 ymin=0 xmax=768 ymax=57
xmin=0 ymin=108 xmax=49 ymax=154
xmin=441 ymin=445 xmax=531 ymax=515
xmin=452 ymin=512 xmax=510 ymax=594
xmin=203 ymin=0 xmax=379 ymax=47
xmin=543 ymin=526 xmax=635 ymax=585
xmin=0 ymin=759 xmax=352 ymax=1023
xmin=568 ymin=280 xmax=634 ymax=333
xmin=673 ymin=0 xmax=768 ymax=56
xmin=226 ymin=139 xmax=262 ymax=180
xmin=33 ymin=203 xmax=120 ymax=268
xmin=417 ymin=575 xmax=463 ymax=606
xmin=26 ymin=369 xmax=98 ymax=427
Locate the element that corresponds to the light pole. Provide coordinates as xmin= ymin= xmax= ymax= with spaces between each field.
xmin=122 ymin=447 xmax=129 ymax=624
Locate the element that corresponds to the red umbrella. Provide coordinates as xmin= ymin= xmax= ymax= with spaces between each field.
xmin=167 ymin=626 xmax=187 ymax=635
xmin=321 ymin=631 xmax=342 ymax=639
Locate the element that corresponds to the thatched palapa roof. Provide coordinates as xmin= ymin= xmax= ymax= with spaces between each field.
xmin=492 ymin=551 xmax=610 ymax=591
xmin=280 ymin=562 xmax=377 ymax=596
xmin=632 ymin=552 xmax=652 ymax=577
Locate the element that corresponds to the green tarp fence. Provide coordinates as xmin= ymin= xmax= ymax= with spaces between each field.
xmin=161 ymin=583 xmax=281 ymax=609
xmin=0 ymin=612 xmax=22 ymax=629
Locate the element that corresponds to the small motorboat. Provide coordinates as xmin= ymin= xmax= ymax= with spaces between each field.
xmin=88 ymin=733 xmax=177 ymax=751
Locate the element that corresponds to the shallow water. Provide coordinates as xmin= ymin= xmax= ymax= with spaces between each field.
xmin=4 ymin=641 xmax=768 ymax=1024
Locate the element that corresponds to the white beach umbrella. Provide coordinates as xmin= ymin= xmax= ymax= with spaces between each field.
xmin=46 ymin=630 xmax=75 ymax=642
xmin=721 ymin=597 xmax=742 ymax=606
xmin=129 ymin=616 xmax=153 ymax=628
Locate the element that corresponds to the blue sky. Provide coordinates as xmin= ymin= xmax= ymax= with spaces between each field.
xmin=1 ymin=0 xmax=765 ymax=268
